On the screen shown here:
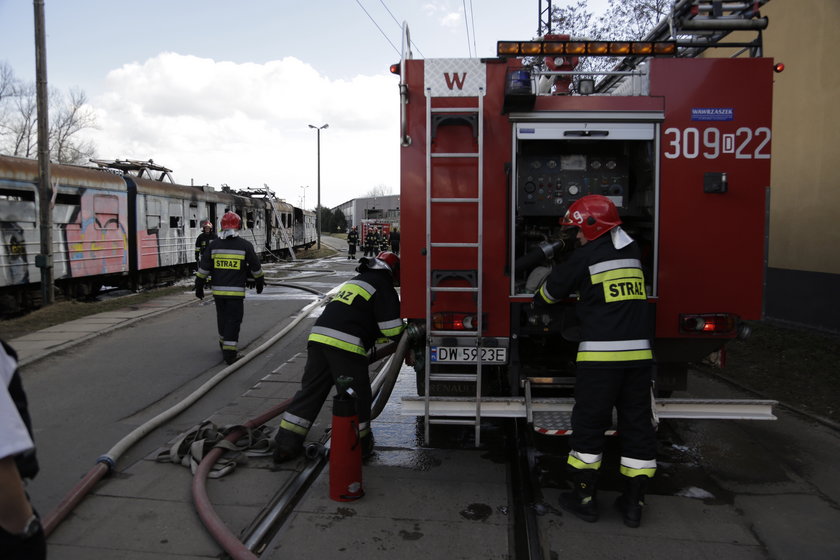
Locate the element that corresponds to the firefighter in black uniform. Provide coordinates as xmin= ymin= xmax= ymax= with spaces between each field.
xmin=389 ymin=226 xmax=400 ymax=255
xmin=347 ymin=226 xmax=359 ymax=260
xmin=194 ymin=220 xmax=217 ymax=263
xmin=364 ymin=227 xmax=377 ymax=257
xmin=533 ymin=195 xmax=656 ymax=528
xmin=195 ymin=212 xmax=265 ymax=365
xmin=273 ymin=251 xmax=404 ymax=463
xmin=379 ymin=227 xmax=389 ymax=253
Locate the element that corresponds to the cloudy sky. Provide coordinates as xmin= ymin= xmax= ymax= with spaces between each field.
xmin=0 ymin=1 xmax=604 ymax=208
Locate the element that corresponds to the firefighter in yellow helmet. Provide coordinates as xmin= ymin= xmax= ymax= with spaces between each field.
xmin=195 ymin=212 xmax=265 ymax=365
xmin=534 ymin=195 xmax=656 ymax=528
xmin=273 ymin=251 xmax=403 ymax=463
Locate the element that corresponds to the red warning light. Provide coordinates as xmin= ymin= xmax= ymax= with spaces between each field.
xmin=774 ymin=62 xmax=785 ymax=73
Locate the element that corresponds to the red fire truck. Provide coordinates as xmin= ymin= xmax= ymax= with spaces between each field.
xmin=396 ymin=3 xmax=778 ymax=443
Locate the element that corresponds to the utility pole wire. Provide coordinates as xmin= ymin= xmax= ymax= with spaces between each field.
xmin=377 ymin=0 xmax=425 ymax=58
xmin=468 ymin=0 xmax=478 ymax=57
xmin=462 ymin=0 xmax=473 ymax=57
xmin=354 ymin=0 xmax=401 ymax=56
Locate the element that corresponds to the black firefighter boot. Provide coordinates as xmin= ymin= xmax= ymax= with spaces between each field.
xmin=559 ymin=468 xmax=599 ymax=522
xmin=614 ymin=475 xmax=649 ymax=528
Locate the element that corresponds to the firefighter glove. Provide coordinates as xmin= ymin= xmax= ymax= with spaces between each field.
xmin=246 ymin=279 xmax=256 ymax=289
xmin=255 ymin=277 xmax=265 ymax=294
xmin=195 ymin=278 xmax=205 ymax=300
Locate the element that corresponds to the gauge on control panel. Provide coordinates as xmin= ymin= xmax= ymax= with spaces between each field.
xmin=547 ymin=159 xmax=557 ymax=169
xmin=524 ymin=181 xmax=536 ymax=193
xmin=531 ymin=160 xmax=542 ymax=169
xmin=590 ymin=160 xmax=601 ymax=169
xmin=606 ymin=160 xmax=617 ymax=170
xmin=567 ymin=184 xmax=580 ymax=196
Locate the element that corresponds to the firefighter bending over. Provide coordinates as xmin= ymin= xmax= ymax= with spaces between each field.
xmin=273 ymin=251 xmax=404 ymax=463
xmin=195 ymin=211 xmax=265 ymax=365
xmin=533 ymin=195 xmax=656 ymax=528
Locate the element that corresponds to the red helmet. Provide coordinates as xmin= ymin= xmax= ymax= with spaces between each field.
xmin=560 ymin=195 xmax=621 ymax=241
xmin=375 ymin=251 xmax=400 ymax=284
xmin=201 ymin=220 xmax=212 ymax=231
xmin=220 ymin=211 xmax=241 ymax=231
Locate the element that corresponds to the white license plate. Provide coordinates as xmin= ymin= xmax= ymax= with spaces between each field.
xmin=431 ymin=346 xmax=508 ymax=363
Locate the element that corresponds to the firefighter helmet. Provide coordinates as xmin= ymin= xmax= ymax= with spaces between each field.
xmin=221 ymin=211 xmax=241 ymax=231
xmin=560 ymin=195 xmax=621 ymax=241
xmin=376 ymin=251 xmax=400 ymax=281
xmin=201 ymin=220 xmax=212 ymax=232
xmin=359 ymin=251 xmax=400 ymax=284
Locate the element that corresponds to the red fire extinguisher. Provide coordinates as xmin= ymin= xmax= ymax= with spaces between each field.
xmin=329 ymin=376 xmax=364 ymax=501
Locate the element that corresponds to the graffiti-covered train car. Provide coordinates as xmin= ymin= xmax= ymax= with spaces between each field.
xmin=0 ymin=155 xmax=316 ymax=313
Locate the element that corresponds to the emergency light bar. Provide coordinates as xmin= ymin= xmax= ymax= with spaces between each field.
xmin=497 ymin=40 xmax=677 ymax=57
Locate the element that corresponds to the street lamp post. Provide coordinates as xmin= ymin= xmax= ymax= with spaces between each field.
xmin=308 ymin=123 xmax=328 ymax=249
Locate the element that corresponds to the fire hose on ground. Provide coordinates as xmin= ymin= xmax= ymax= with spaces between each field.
xmin=42 ymin=280 xmax=412 ymax=560
xmin=42 ymin=289 xmax=329 ymax=537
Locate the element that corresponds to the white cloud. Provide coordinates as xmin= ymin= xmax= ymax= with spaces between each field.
xmin=80 ymin=53 xmax=400 ymax=208
xmin=440 ymin=12 xmax=462 ymax=28
xmin=421 ymin=1 xmax=462 ymax=29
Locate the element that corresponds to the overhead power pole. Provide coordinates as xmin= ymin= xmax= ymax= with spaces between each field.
xmin=538 ymin=0 xmax=552 ymax=36
xmin=34 ymin=0 xmax=54 ymax=306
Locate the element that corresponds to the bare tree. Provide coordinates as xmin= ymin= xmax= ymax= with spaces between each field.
xmin=602 ymin=0 xmax=671 ymax=41
xmin=365 ymin=184 xmax=393 ymax=198
xmin=7 ymin=83 xmax=38 ymax=159
xmin=0 ymin=61 xmax=97 ymax=164
xmin=0 ymin=62 xmax=14 ymax=101
xmin=50 ymin=87 xmax=96 ymax=164
xmin=549 ymin=0 xmax=669 ymax=90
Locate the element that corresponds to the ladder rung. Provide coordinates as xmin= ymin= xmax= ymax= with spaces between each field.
xmin=430 ymin=286 xmax=479 ymax=293
xmin=431 ymin=197 xmax=480 ymax=203
xmin=430 ymin=107 xmax=480 ymax=113
xmin=430 ymin=373 xmax=478 ymax=382
xmin=429 ymin=418 xmax=479 ymax=426
xmin=431 ymin=153 xmax=479 ymax=158
xmin=430 ymin=242 xmax=480 ymax=248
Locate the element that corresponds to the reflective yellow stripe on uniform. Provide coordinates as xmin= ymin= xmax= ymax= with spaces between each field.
xmin=577 ymin=339 xmax=653 ymax=362
xmin=279 ymin=412 xmax=312 ymax=437
xmin=567 ymin=450 xmax=602 ymax=471
xmin=538 ymin=283 xmax=560 ymax=304
xmin=211 ymin=285 xmax=246 ymax=297
xmin=379 ymin=318 xmax=405 ymax=338
xmin=619 ymin=456 xmax=657 ymax=478
xmin=332 ymin=280 xmax=375 ymax=306
xmin=309 ymin=326 xmax=367 ymax=356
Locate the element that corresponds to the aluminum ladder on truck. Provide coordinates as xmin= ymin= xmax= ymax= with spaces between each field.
xmin=423 ymin=86 xmax=486 ymax=446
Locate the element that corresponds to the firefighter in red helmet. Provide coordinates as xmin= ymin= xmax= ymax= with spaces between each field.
xmin=534 ymin=194 xmax=656 ymax=528
xmin=195 ymin=211 xmax=265 ymax=365
xmin=273 ymin=251 xmax=403 ymax=463
xmin=194 ymin=219 xmax=217 ymax=263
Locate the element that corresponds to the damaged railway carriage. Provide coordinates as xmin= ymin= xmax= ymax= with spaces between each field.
xmin=397 ymin=17 xmax=776 ymax=442
xmin=0 ymin=155 xmax=315 ymax=313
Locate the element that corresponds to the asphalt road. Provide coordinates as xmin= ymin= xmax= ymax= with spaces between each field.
xmin=14 ymin=242 xmax=840 ymax=559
